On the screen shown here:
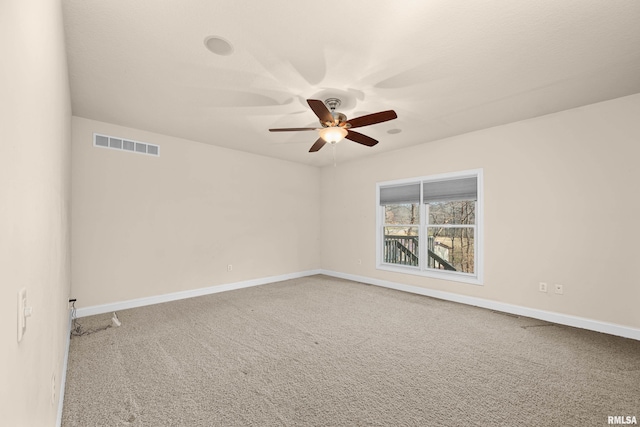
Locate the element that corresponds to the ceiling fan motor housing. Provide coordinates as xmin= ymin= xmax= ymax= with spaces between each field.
xmin=323 ymin=98 xmax=348 ymax=127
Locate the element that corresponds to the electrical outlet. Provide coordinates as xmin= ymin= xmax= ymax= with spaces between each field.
xmin=227 ymin=264 xmax=233 ymax=272
xmin=554 ymin=284 xmax=563 ymax=294
xmin=539 ymin=282 xmax=547 ymax=293
xmin=357 ymin=259 xmax=362 ymax=265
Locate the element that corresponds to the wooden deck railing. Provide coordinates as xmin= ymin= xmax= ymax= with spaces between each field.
xmin=383 ymin=235 xmax=419 ymax=266
xmin=383 ymin=235 xmax=456 ymax=271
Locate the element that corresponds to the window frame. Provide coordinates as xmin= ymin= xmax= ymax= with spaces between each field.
xmin=376 ymin=169 xmax=484 ymax=285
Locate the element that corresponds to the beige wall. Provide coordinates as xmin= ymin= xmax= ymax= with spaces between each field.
xmin=0 ymin=0 xmax=72 ymax=425
xmin=0 ymin=3 xmax=636 ymax=424
xmin=320 ymin=94 xmax=640 ymax=330
xmin=71 ymin=117 xmax=321 ymax=308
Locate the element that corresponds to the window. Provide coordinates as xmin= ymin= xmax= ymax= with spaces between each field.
xmin=376 ymin=169 xmax=483 ymax=285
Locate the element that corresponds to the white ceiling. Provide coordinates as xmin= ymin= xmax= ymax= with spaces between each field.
xmin=62 ymin=1 xmax=640 ymax=167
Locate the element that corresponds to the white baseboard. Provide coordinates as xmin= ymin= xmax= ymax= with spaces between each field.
xmin=56 ymin=309 xmax=72 ymax=427
xmin=73 ymin=268 xmax=639 ymax=341
xmin=320 ymin=270 xmax=640 ymax=341
xmin=75 ymin=270 xmax=322 ymax=318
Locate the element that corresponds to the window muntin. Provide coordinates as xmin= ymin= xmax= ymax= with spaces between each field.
xmin=377 ymin=170 xmax=482 ymax=285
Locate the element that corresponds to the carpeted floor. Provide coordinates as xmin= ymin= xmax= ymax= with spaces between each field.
xmin=62 ymin=275 xmax=640 ymax=426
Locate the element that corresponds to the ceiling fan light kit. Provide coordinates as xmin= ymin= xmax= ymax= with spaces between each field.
xmin=269 ymin=97 xmax=398 ymax=154
xmin=318 ymin=126 xmax=348 ymax=144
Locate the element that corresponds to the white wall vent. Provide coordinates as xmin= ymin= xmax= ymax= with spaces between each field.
xmin=93 ymin=133 xmax=160 ymax=157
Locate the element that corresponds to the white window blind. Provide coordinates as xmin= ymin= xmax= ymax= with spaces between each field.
xmin=379 ymin=183 xmax=420 ymax=205
xmin=423 ymin=177 xmax=477 ymax=203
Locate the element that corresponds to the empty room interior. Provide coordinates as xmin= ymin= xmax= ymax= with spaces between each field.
xmin=2 ymin=1 xmax=640 ymax=426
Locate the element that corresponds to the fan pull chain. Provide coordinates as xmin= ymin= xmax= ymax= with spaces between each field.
xmin=332 ymin=144 xmax=337 ymax=167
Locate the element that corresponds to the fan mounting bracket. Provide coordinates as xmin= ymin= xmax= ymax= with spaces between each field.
xmin=324 ymin=98 xmax=342 ymax=111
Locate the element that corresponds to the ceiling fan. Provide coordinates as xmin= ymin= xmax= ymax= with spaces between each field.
xmin=269 ymin=98 xmax=397 ymax=152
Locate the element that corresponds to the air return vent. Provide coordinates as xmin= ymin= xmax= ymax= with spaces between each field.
xmin=93 ymin=133 xmax=160 ymax=157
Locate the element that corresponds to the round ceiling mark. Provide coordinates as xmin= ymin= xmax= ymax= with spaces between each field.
xmin=387 ymin=128 xmax=402 ymax=134
xmin=204 ymin=36 xmax=234 ymax=56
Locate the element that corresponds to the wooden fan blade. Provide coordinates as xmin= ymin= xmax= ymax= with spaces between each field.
xmin=309 ymin=138 xmax=327 ymax=152
xmin=269 ymin=127 xmax=318 ymax=132
xmin=307 ymin=99 xmax=334 ymax=124
xmin=346 ymin=130 xmax=378 ymax=147
xmin=346 ymin=110 xmax=397 ymax=129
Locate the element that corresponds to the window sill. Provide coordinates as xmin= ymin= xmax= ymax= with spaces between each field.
xmin=377 ymin=263 xmax=483 ymax=286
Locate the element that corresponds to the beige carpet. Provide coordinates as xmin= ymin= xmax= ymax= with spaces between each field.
xmin=62 ymin=275 xmax=640 ymax=426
